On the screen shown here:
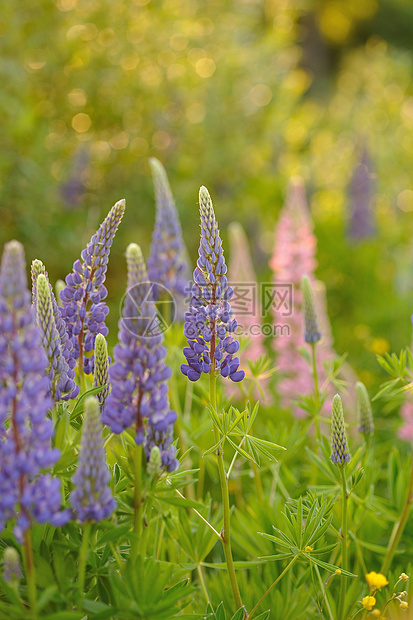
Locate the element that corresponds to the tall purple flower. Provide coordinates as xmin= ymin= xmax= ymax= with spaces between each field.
xmin=34 ymin=272 xmax=79 ymax=402
xmin=102 ymin=243 xmax=178 ymax=472
xmin=147 ymin=158 xmax=189 ymax=301
xmin=181 ymin=186 xmax=244 ymax=383
xmin=348 ymin=145 xmax=375 ymax=241
xmin=0 ymin=241 xmax=70 ymax=542
xmin=71 ymin=396 xmax=116 ymax=522
xmin=59 ymin=199 xmax=126 ymax=375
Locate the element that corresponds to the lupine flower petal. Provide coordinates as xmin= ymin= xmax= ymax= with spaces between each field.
xmin=59 ymin=199 xmax=125 ymax=374
xmin=70 ymin=396 xmax=116 ymax=522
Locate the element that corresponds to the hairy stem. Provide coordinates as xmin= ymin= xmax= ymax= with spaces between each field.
xmin=23 ymin=528 xmax=36 ymax=609
xmin=338 ymin=467 xmax=348 ymax=620
xmin=131 ymin=443 xmax=143 ymax=559
xmin=210 ymin=370 xmax=244 ymax=613
xmin=247 ymin=554 xmax=299 ymax=619
xmin=78 ymin=521 xmax=92 ymax=595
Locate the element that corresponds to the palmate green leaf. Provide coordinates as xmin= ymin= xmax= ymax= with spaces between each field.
xmin=258 ymin=529 xmax=294 ymax=550
xmin=257 ymin=552 xmax=294 ymax=561
xmin=201 ymin=560 xmax=267 ymax=569
xmin=203 ymin=438 xmax=225 ymax=458
xmin=70 ymin=385 xmax=104 ymax=421
xmin=215 ymin=602 xmax=226 ymax=620
xmin=98 ymin=525 xmax=131 ymax=544
xmin=252 ymin=612 xmax=270 ymax=620
xmin=231 ymin=609 xmax=245 ymax=620
xmin=308 ymin=556 xmax=357 ymax=578
xmin=308 ymin=542 xmax=338 ymax=555
xmin=226 ymin=436 xmax=256 ymax=464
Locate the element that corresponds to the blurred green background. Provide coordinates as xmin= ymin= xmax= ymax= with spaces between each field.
xmin=2 ymin=0 xmax=413 ymax=388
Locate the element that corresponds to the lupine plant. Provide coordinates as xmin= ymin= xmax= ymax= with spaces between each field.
xmin=0 ymin=172 xmax=412 ymax=620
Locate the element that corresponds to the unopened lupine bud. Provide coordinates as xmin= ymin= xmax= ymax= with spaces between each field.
xmin=330 ymin=394 xmax=351 ymax=467
xmin=181 ymin=187 xmax=244 ymax=383
xmin=93 ymin=333 xmax=110 ymax=409
xmin=147 ymin=446 xmax=162 ymax=478
xmin=70 ymin=396 xmax=116 ymax=522
xmin=59 ymin=199 xmax=126 ymax=374
xmin=36 ymin=274 xmax=78 ymax=402
xmin=301 ymin=275 xmax=321 ymax=344
xmin=147 ymin=158 xmax=188 ymax=299
xmin=356 ymin=381 xmax=374 ymax=436
xmin=32 ymin=260 xmax=78 ymax=400
xmin=2 ymin=547 xmax=22 ymax=583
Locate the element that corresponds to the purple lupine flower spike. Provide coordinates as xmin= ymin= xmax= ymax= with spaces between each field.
xmin=0 ymin=241 xmax=70 ymax=542
xmin=181 ymin=186 xmax=245 ymax=383
xmin=93 ymin=333 xmax=110 ymax=410
xmin=147 ymin=158 xmax=189 ymax=300
xmin=35 ymin=273 xmax=78 ymax=402
xmin=330 ymin=394 xmax=351 ymax=467
xmin=59 ymin=199 xmax=126 ymax=375
xmin=102 ymin=243 xmax=178 ymax=472
xmin=301 ymin=275 xmax=322 ymax=345
xmin=70 ymin=396 xmax=116 ymax=522
xmin=348 ymin=145 xmax=375 ymax=241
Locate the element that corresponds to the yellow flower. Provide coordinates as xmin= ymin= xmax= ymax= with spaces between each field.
xmin=400 ymin=601 xmax=408 ymax=610
xmin=371 ymin=611 xmax=381 ymax=618
xmin=362 ymin=596 xmax=376 ymax=611
xmin=304 ymin=546 xmax=313 ymax=553
xmin=335 ymin=569 xmax=342 ymax=575
xmin=400 ymin=573 xmax=409 ymax=581
xmin=366 ymin=571 xmax=389 ymax=589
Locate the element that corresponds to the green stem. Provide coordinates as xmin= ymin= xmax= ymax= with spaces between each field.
xmin=315 ymin=564 xmax=334 ymax=620
xmin=247 ymin=554 xmax=300 ymax=619
xmin=197 ymin=564 xmax=211 ymax=604
xmin=210 ymin=370 xmax=243 ymax=613
xmin=78 ymin=521 xmax=92 ymax=595
xmin=23 ymin=528 xmax=36 ymax=609
xmin=338 ymin=467 xmax=348 ymax=620
xmin=311 ymin=343 xmax=321 ymax=447
xmin=131 ymin=443 xmax=143 ymax=559
xmin=197 ymin=454 xmax=205 ymax=501
xmin=252 ymin=461 xmax=263 ymax=503
xmin=381 ymin=453 xmax=413 ymax=575
xmin=79 ymin=367 xmax=87 ymax=394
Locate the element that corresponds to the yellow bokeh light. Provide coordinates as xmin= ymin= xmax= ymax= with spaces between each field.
xmin=109 ymin=132 xmax=129 ymax=150
xmin=250 ymin=84 xmax=272 ymax=107
xmin=319 ymin=4 xmax=352 ymax=44
xmin=67 ymin=89 xmax=87 ymax=107
xmin=90 ymin=141 xmax=111 ymax=161
xmin=195 ymin=58 xmax=216 ymax=78
xmin=72 ymin=113 xmax=91 ymax=133
xmin=397 ymin=189 xmax=413 ymax=212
